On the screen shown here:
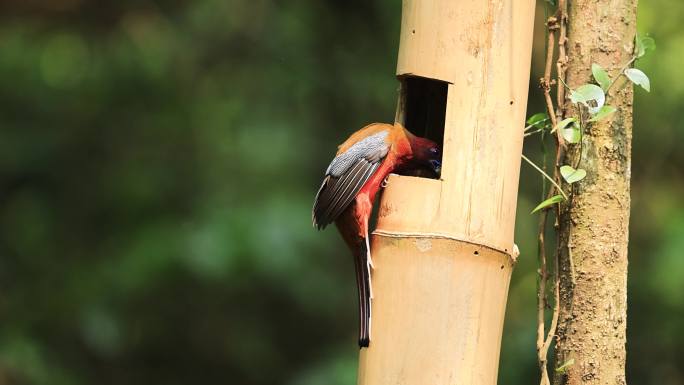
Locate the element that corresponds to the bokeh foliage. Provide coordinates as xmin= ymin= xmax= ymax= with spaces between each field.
xmin=0 ymin=0 xmax=681 ymax=384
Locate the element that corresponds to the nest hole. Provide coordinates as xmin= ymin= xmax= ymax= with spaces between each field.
xmin=398 ymin=75 xmax=446 ymax=178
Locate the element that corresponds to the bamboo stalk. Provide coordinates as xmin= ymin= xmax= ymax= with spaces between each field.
xmin=357 ymin=1 xmax=536 ymax=384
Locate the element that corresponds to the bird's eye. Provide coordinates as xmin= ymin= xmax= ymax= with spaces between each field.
xmin=429 ymin=147 xmax=439 ymax=154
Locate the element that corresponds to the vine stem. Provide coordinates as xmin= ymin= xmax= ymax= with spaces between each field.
xmin=522 ymin=154 xmax=568 ymax=200
xmin=605 ymin=55 xmax=637 ymax=94
xmin=555 ymin=0 xmax=568 ymax=121
xmin=525 ymin=118 xmax=550 ymax=132
xmin=541 ymin=14 xmax=564 ymax=148
xmin=536 ymin=207 xmax=550 ymax=385
xmin=525 ymin=129 xmax=545 ymax=137
xmin=536 ymin=2 xmax=567 ymax=384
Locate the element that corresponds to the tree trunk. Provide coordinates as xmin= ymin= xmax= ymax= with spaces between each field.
xmin=554 ymin=1 xmax=637 ymax=385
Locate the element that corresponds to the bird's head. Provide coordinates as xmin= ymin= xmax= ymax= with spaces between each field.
xmin=408 ymin=136 xmax=442 ymax=177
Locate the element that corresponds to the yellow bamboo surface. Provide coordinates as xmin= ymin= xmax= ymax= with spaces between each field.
xmin=358 ymin=232 xmax=513 ymax=385
xmin=357 ymin=0 xmax=535 ymax=384
xmin=396 ymin=0 xmax=536 ymax=252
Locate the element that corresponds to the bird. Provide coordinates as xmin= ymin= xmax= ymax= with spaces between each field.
xmin=312 ymin=122 xmax=441 ymax=348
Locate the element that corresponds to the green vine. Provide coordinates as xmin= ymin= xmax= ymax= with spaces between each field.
xmin=523 ymin=4 xmax=655 ymax=384
xmin=526 ymin=33 xmax=654 ymax=212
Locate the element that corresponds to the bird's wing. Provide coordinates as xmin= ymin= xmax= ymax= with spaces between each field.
xmin=313 ymin=131 xmax=390 ymax=229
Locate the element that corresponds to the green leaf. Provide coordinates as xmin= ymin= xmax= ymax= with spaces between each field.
xmin=642 ymin=36 xmax=656 ymax=53
xmin=569 ymin=84 xmax=605 ymax=114
xmin=551 ymin=117 xmax=576 ymax=133
xmin=624 ymin=68 xmax=650 ymax=92
xmin=636 ymin=34 xmax=656 ymax=58
xmin=531 ymin=194 xmax=564 ymax=213
xmin=560 ymin=165 xmax=587 ymax=184
xmin=588 ymin=105 xmax=617 ymax=122
xmin=562 ymin=127 xmax=581 ymax=144
xmin=635 ymin=35 xmax=645 ymax=58
xmin=552 ymin=117 xmax=581 ymax=144
xmin=526 ymin=112 xmax=549 ymax=129
xmin=592 ymin=63 xmax=611 ymax=91
xmin=556 ymin=359 xmax=575 ymax=373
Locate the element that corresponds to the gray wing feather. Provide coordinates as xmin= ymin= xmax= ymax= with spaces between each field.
xmin=322 ymin=160 xmax=368 ymax=220
xmin=313 ymin=131 xmax=389 ymax=229
xmin=328 ymin=161 xmax=379 ymax=222
xmin=325 ymin=131 xmax=389 ymax=176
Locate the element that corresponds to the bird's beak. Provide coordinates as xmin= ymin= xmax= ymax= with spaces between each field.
xmin=429 ymin=159 xmax=442 ymax=176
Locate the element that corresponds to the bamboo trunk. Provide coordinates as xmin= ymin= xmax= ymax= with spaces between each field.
xmin=554 ymin=1 xmax=636 ymax=384
xmin=357 ymin=1 xmax=536 ymax=384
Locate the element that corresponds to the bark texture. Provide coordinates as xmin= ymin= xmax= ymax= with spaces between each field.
xmin=554 ymin=1 xmax=637 ymax=385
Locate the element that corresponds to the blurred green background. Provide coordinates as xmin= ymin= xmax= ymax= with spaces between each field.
xmin=0 ymin=0 xmax=681 ymax=384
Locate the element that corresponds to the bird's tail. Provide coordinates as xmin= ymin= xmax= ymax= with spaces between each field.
xmin=355 ymin=236 xmax=372 ymax=348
